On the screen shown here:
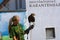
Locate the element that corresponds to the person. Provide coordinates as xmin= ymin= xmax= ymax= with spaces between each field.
xmin=8 ymin=15 xmax=34 ymax=40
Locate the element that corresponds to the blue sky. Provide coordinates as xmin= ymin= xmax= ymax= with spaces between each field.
xmin=0 ymin=12 xmax=26 ymax=36
xmin=0 ymin=0 xmax=3 ymax=4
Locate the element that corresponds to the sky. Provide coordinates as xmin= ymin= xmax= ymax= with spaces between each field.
xmin=0 ymin=0 xmax=3 ymax=4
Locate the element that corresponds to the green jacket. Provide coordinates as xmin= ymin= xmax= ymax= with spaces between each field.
xmin=9 ymin=24 xmax=25 ymax=40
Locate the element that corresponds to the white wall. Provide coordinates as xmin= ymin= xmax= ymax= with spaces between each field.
xmin=26 ymin=0 xmax=60 ymax=40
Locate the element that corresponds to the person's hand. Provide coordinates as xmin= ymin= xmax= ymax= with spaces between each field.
xmin=29 ymin=25 xmax=34 ymax=29
xmin=14 ymin=36 xmax=17 ymax=40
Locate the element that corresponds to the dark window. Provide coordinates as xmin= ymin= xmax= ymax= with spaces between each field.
xmin=46 ymin=28 xmax=55 ymax=39
xmin=43 ymin=0 xmax=55 ymax=2
xmin=15 ymin=0 xmax=26 ymax=11
xmin=0 ymin=0 xmax=26 ymax=12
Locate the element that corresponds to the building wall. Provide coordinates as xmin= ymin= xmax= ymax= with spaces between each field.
xmin=26 ymin=0 xmax=60 ymax=40
xmin=0 ymin=0 xmax=60 ymax=40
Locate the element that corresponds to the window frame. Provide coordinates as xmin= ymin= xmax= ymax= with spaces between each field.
xmin=46 ymin=28 xmax=55 ymax=39
xmin=0 ymin=0 xmax=9 ymax=9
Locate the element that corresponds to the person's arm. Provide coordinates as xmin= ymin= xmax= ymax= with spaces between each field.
xmin=12 ymin=28 xmax=18 ymax=40
xmin=13 ymin=36 xmax=17 ymax=40
xmin=24 ymin=25 xmax=34 ymax=34
xmin=19 ymin=24 xmax=34 ymax=34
